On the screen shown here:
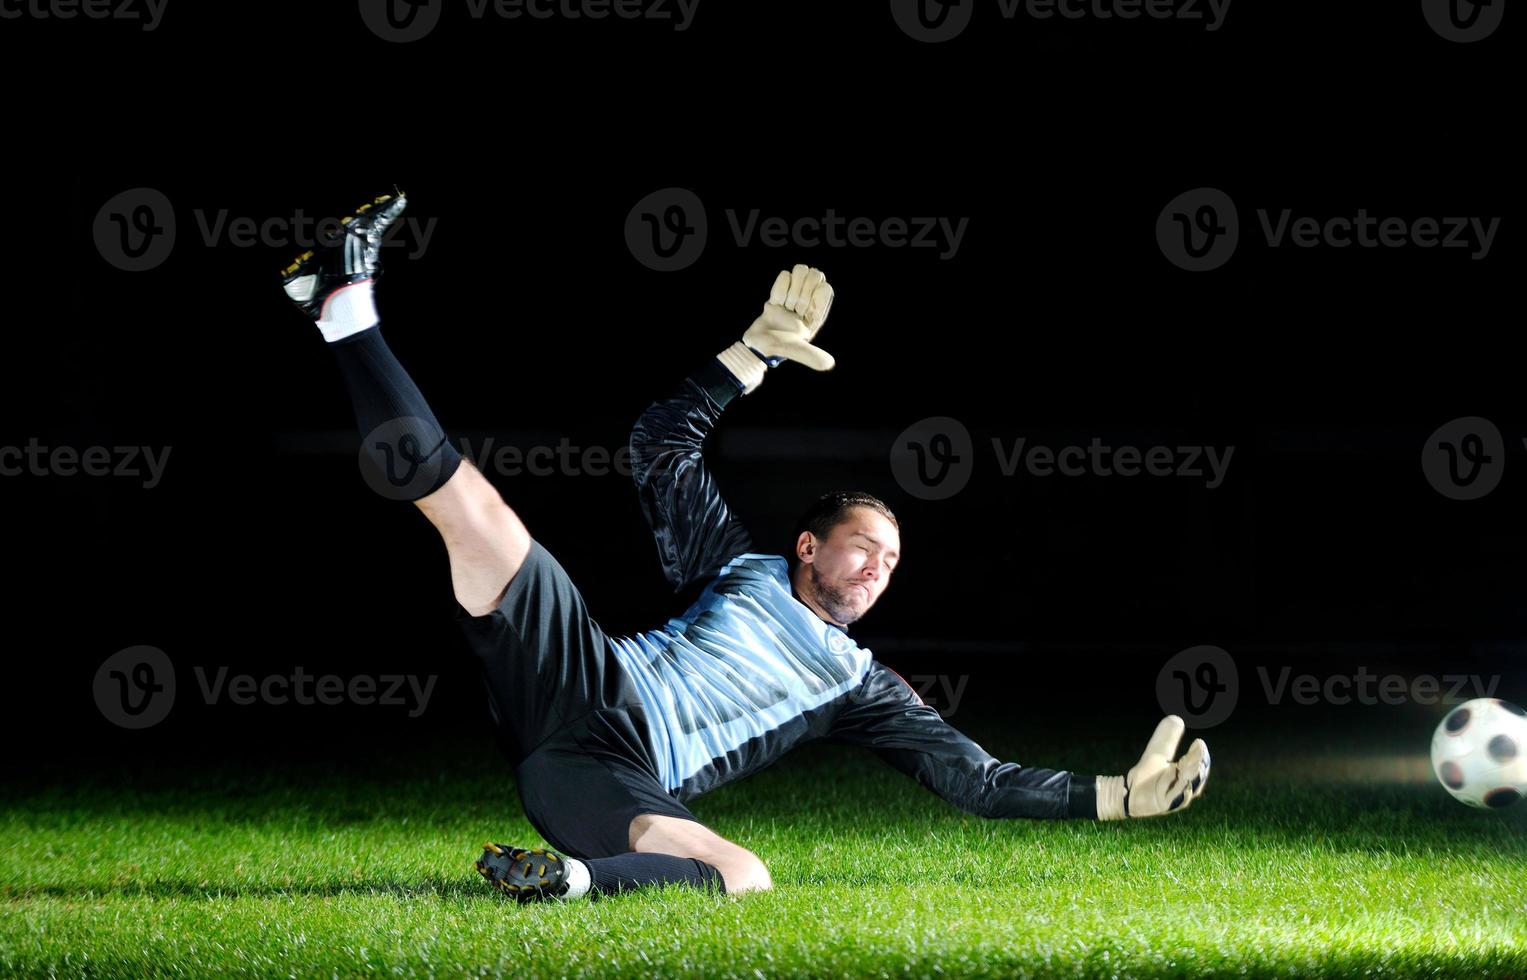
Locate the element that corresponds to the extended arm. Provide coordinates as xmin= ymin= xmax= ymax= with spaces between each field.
xmin=826 ymin=662 xmax=1211 ymax=820
xmin=629 ymin=360 xmax=757 ymax=593
xmin=629 ymin=265 xmax=838 ymax=593
xmin=826 ymin=662 xmax=1095 ymax=819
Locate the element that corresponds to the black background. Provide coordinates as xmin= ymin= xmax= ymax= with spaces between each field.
xmin=1 ymin=0 xmax=1517 ymax=770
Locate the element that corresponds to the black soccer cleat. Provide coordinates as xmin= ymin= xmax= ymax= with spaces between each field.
xmin=280 ymin=192 xmax=407 ymax=319
xmin=474 ymin=842 xmax=572 ymax=902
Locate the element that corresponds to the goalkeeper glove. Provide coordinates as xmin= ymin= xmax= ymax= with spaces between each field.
xmin=1097 ymin=715 xmax=1211 ymax=819
xmin=717 ymin=264 xmax=835 ymax=394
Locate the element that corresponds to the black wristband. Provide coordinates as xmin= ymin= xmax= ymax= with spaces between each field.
xmin=695 ymin=357 xmax=746 ymax=408
xmin=1067 ymin=774 xmax=1098 ymax=819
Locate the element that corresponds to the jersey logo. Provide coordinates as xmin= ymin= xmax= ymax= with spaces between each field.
xmin=826 ymin=629 xmax=854 ymax=656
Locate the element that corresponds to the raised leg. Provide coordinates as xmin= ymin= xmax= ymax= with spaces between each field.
xmin=413 ymin=463 xmax=532 ymax=616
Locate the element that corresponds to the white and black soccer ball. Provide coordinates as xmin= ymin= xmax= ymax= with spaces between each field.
xmin=1430 ymin=698 xmax=1527 ymax=809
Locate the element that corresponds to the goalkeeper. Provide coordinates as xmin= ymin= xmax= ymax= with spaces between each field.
xmin=281 ymin=193 xmax=1211 ymax=902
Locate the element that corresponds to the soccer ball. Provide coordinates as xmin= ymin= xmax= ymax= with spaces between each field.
xmin=1430 ymin=698 xmax=1527 ymax=809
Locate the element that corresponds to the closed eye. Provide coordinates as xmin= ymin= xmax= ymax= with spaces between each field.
xmin=863 ymin=545 xmax=897 ymax=573
xmin=852 ymin=534 xmax=898 ymax=572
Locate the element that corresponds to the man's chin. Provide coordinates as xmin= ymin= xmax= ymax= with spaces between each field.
xmin=809 ymin=573 xmax=870 ymax=626
xmin=832 ymin=599 xmax=869 ymax=626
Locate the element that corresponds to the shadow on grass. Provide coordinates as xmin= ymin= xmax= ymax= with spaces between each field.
xmin=697 ymin=782 xmax=1527 ymax=874
xmin=9 ymin=745 xmax=1526 ymax=871
xmin=881 ymin=947 xmax=1527 ymax=980
xmin=1197 ymin=785 xmax=1527 ymax=855
xmin=2 ymin=875 xmax=508 ymax=902
xmin=2 ymin=780 xmax=524 ymax=828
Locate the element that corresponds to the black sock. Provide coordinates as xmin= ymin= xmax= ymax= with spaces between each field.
xmin=329 ymin=327 xmax=462 ymax=501
xmin=583 ymin=852 xmax=726 ymax=896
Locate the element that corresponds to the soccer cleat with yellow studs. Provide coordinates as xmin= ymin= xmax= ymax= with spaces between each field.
xmin=280 ymin=192 xmax=408 ymax=319
xmin=474 ymin=842 xmax=572 ymax=902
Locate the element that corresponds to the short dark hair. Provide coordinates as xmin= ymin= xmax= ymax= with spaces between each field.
xmin=791 ymin=491 xmax=899 ymax=562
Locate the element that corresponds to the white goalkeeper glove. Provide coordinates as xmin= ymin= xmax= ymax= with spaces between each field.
xmin=1096 ymin=715 xmax=1211 ymax=820
xmin=717 ymin=264 xmax=835 ymax=394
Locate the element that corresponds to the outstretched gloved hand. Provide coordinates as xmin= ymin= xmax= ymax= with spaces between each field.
xmin=718 ymin=265 xmax=835 ymax=394
xmin=1096 ymin=715 xmax=1211 ymax=820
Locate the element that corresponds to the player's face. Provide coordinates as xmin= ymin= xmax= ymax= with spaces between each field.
xmin=797 ymin=508 xmax=901 ymax=626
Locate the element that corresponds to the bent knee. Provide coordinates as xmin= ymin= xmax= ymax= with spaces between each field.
xmin=626 ymin=815 xmax=772 ymax=894
xmin=416 ymin=462 xmax=517 ymax=536
xmin=712 ymin=848 xmax=772 ymax=894
xmin=415 ymin=465 xmax=531 ymax=615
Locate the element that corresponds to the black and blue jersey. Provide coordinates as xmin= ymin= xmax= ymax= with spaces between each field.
xmin=616 ymin=359 xmax=1096 ymax=820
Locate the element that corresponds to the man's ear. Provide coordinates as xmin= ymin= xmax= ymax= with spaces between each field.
xmin=795 ymin=530 xmax=816 ymax=565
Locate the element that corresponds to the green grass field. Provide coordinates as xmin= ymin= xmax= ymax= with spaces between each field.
xmin=4 ymin=721 xmax=1526 ymax=978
